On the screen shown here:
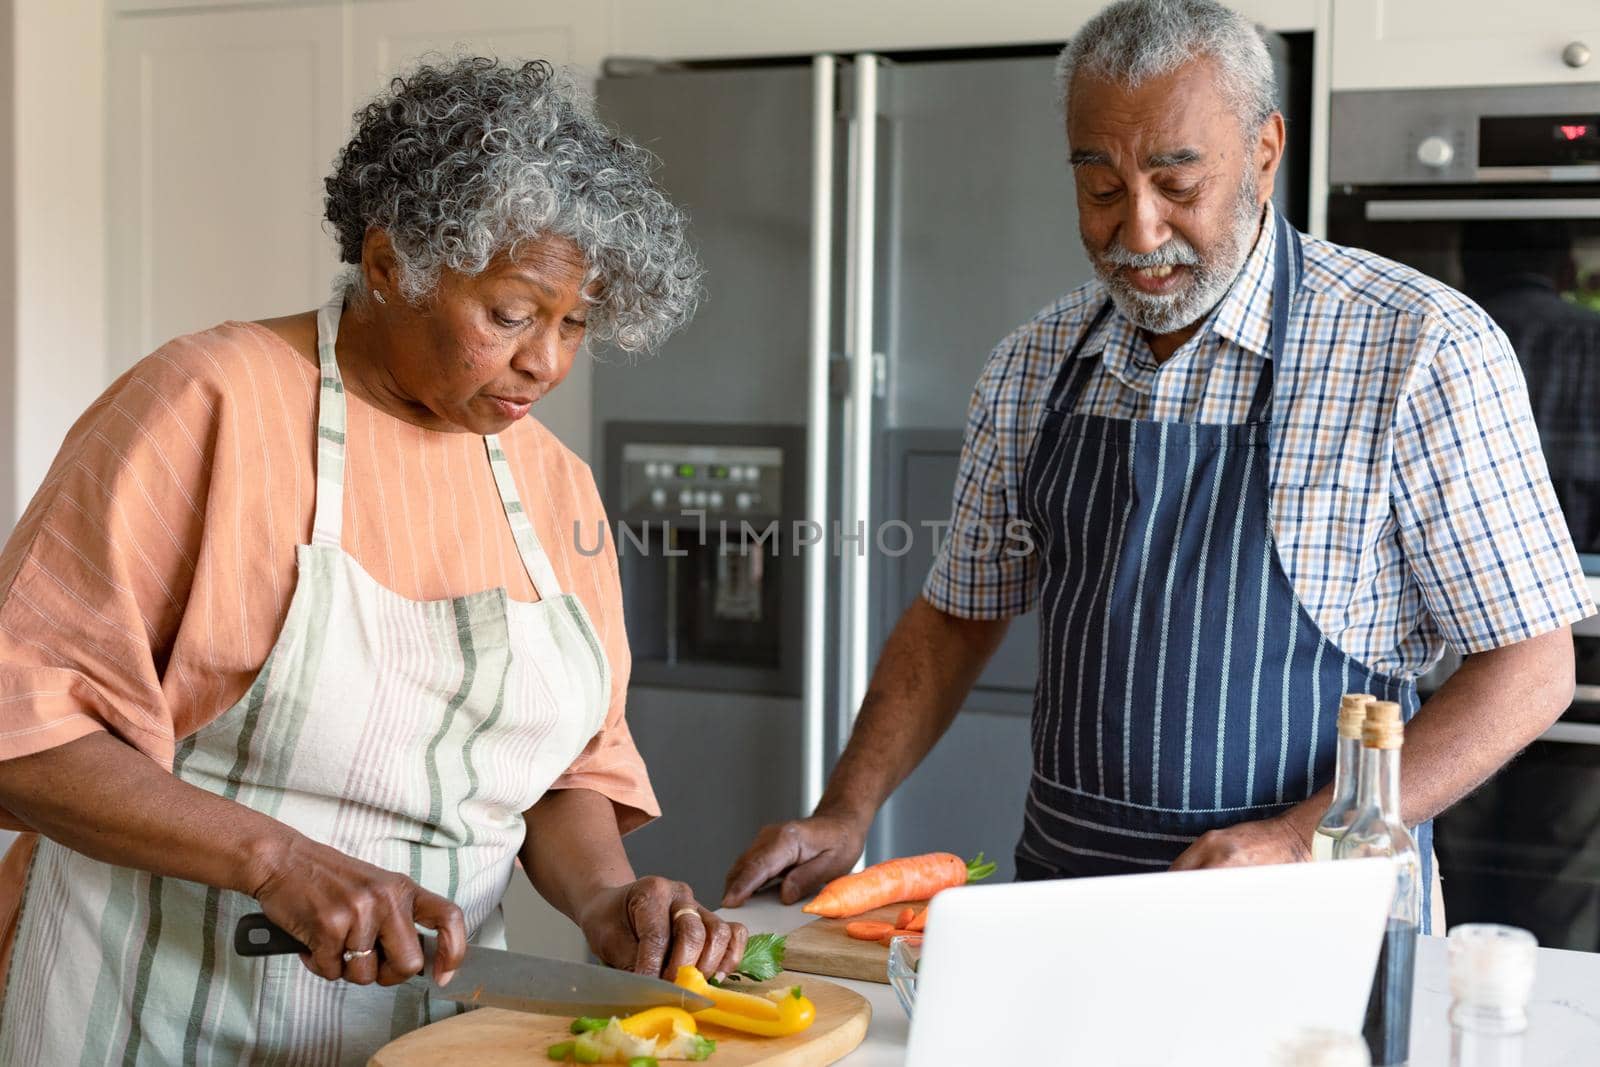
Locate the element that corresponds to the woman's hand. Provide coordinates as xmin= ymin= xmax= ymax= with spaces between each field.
xmin=576 ymin=877 xmax=748 ymax=980
xmin=249 ymin=833 xmax=468 ymax=987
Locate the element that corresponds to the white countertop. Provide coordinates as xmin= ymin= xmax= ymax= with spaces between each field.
xmin=720 ymin=896 xmax=1600 ymax=1066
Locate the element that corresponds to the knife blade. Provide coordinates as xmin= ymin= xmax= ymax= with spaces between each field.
xmin=233 ymin=913 xmax=714 ymax=1016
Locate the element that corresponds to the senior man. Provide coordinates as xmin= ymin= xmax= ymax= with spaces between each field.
xmin=724 ymin=0 xmax=1591 ymax=933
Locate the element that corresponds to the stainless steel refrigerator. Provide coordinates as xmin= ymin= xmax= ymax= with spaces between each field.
xmin=592 ymin=43 xmax=1309 ymax=902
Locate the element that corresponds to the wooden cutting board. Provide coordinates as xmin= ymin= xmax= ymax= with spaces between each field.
xmin=368 ymin=971 xmax=871 ymax=1066
xmin=783 ymin=901 xmax=926 ymax=985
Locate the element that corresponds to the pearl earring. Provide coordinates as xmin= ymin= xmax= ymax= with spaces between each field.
xmin=371 ymin=288 xmax=386 ymax=305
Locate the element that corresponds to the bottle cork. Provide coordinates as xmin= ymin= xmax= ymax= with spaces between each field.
xmin=1337 ymin=694 xmax=1374 ymax=739
xmin=1362 ymin=700 xmax=1404 ymax=749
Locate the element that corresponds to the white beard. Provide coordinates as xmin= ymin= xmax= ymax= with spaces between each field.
xmin=1087 ymin=174 xmax=1264 ymax=336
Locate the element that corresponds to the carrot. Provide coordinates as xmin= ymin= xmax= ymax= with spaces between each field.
xmin=895 ymin=907 xmax=917 ymax=929
xmin=877 ymin=929 xmax=919 ymax=947
xmin=844 ymin=920 xmax=895 ymax=941
xmin=906 ymin=907 xmax=928 ymax=932
xmin=803 ymin=852 xmax=998 ymax=918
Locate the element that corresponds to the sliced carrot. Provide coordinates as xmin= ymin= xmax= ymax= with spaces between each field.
xmin=804 ymin=852 xmax=998 ymax=918
xmin=895 ymin=907 xmax=917 ymax=929
xmin=844 ymin=920 xmax=895 ymax=941
xmin=906 ymin=907 xmax=928 ymax=932
xmin=877 ymin=928 xmax=919 ymax=947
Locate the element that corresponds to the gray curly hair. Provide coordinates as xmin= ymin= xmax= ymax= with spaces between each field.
xmin=325 ymin=56 xmax=700 ymax=353
xmin=1055 ymin=0 xmax=1277 ymax=137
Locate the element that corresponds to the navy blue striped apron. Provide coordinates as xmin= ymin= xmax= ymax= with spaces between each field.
xmin=1014 ymin=211 xmax=1433 ymax=932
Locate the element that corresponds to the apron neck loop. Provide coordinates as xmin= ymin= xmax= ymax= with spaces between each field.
xmin=1047 ymin=301 xmax=1115 ymax=414
xmin=311 ymin=291 xmax=564 ymax=599
xmin=311 ymin=296 xmax=349 ymax=549
xmin=1051 ymin=210 xmax=1305 ymax=424
xmin=1244 ymin=208 xmax=1305 ymax=425
xmin=483 ymin=437 xmax=565 ymax=598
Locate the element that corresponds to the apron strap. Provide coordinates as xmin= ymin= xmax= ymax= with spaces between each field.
xmin=313 ymin=294 xmax=565 ymax=600
xmin=1243 ymin=209 xmax=1306 ymax=425
xmin=1044 ymin=301 xmax=1115 ymax=414
xmin=312 ymin=297 xmax=349 ymax=548
xmin=1245 ymin=357 xmax=1276 ymax=423
xmin=485 ymin=437 xmax=565 ymax=598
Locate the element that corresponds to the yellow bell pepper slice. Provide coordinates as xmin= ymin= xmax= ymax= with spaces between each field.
xmin=673 ymin=966 xmax=816 ymax=1038
xmin=617 ymin=1006 xmax=698 ymax=1041
xmin=673 ymin=966 xmax=780 ymax=1020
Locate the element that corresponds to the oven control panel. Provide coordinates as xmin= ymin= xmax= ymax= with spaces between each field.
xmin=620 ymin=443 xmax=784 ymax=518
xmin=1331 ymin=83 xmax=1600 ymax=186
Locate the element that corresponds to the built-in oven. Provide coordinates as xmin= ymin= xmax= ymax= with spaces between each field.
xmin=1327 ymin=83 xmax=1600 ymax=950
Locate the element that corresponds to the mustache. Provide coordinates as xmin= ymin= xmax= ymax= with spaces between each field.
xmin=1097 ymin=239 xmax=1202 ymax=270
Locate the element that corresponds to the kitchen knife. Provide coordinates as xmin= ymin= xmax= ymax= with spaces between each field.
xmin=233 ymin=913 xmax=714 ymax=1016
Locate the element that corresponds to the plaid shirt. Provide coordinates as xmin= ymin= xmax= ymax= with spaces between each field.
xmin=923 ymin=207 xmax=1595 ymax=677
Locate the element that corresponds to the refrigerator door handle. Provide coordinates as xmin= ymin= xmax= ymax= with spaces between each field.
xmin=802 ymin=55 xmax=838 ymax=815
xmin=841 ymin=54 xmax=880 ymax=764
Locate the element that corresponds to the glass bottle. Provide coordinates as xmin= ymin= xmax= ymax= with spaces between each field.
xmin=1313 ymin=694 xmax=1374 ymax=861
xmin=1333 ymin=700 xmax=1420 ymax=1066
xmin=1448 ymin=923 xmax=1537 ymax=1067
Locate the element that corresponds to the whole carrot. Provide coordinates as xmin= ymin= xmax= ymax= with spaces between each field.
xmin=802 ymin=852 xmax=997 ymax=918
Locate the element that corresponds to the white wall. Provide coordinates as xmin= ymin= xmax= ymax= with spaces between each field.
xmin=0 ymin=0 xmax=16 ymax=532
xmin=0 ymin=0 xmax=109 ymax=877
xmin=11 ymin=0 xmax=105 ymax=522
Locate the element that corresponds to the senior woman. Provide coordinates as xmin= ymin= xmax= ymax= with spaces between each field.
xmin=0 ymin=58 xmax=736 ymax=1064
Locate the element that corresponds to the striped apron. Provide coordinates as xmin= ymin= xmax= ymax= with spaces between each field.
xmin=0 ymin=296 xmax=611 ymax=1065
xmin=1013 ymin=211 xmax=1434 ymax=932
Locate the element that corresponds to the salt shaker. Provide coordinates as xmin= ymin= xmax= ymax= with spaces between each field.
xmin=1449 ymin=923 xmax=1538 ymax=1067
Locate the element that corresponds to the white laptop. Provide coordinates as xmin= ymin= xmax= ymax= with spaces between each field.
xmin=905 ymin=858 xmax=1397 ymax=1067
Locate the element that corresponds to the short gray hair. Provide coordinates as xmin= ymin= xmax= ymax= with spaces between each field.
xmin=1055 ymin=0 xmax=1277 ymax=136
xmin=325 ymin=56 xmax=701 ymax=353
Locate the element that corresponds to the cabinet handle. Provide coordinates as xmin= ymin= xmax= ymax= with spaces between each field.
xmin=1564 ymin=42 xmax=1592 ymax=69
xmin=1365 ymin=198 xmax=1600 ymax=222
xmin=1541 ymin=721 xmax=1600 ymax=747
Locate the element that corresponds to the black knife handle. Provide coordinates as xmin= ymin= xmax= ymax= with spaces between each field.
xmin=234 ymin=913 xmax=310 ymax=957
xmin=234 ymin=913 xmax=432 ymax=969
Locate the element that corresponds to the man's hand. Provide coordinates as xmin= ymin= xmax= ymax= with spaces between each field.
xmin=721 ymin=813 xmax=868 ymax=908
xmin=1168 ymin=814 xmax=1311 ymax=871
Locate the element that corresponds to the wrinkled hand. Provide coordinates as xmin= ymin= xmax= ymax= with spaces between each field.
xmin=250 ymin=833 xmax=467 ymax=987
xmin=721 ymin=813 xmax=867 ymax=908
xmin=577 ymin=877 xmax=748 ymax=980
xmin=1168 ymin=814 xmax=1311 ymax=871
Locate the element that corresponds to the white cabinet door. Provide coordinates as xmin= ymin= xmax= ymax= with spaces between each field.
xmin=349 ymin=0 xmax=611 ymax=85
xmin=107 ymin=4 xmax=348 ymax=365
xmin=1332 ymin=0 xmax=1600 ymax=90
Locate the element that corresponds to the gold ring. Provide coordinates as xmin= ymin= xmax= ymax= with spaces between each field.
xmin=342 ymin=948 xmax=375 ymax=962
xmin=672 ymin=908 xmax=700 ymax=922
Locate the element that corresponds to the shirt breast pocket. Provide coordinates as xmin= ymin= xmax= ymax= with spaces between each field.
xmin=1272 ymin=482 xmax=1379 ymax=619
